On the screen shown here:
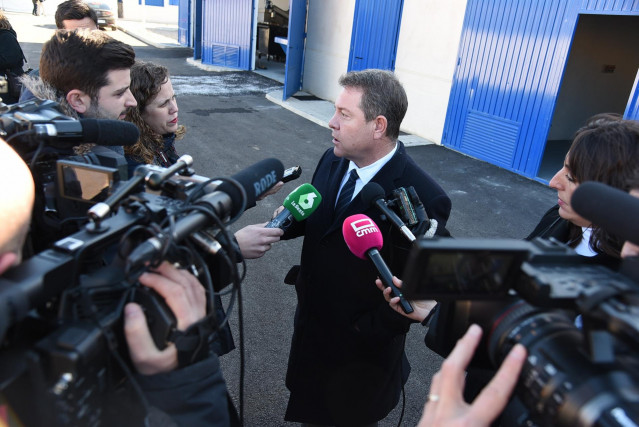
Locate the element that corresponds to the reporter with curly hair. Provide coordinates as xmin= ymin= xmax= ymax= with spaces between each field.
xmin=124 ymin=61 xmax=185 ymax=177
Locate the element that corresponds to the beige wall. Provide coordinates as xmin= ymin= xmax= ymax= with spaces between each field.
xmin=302 ymin=0 xmax=356 ymax=104
xmin=394 ymin=0 xmax=467 ymax=143
xmin=302 ymin=0 xmax=467 ymax=144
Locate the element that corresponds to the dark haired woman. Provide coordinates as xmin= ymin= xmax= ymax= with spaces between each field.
xmin=526 ymin=117 xmax=639 ymax=267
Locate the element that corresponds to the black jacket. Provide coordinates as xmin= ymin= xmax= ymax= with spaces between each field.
xmin=0 ymin=28 xmax=23 ymax=73
xmin=0 ymin=28 xmax=25 ymax=104
xmin=282 ymin=143 xmax=451 ymax=425
xmin=102 ymin=354 xmax=234 ymax=426
xmin=125 ymin=133 xmax=180 ymax=178
xmin=525 ymin=205 xmax=619 ymax=268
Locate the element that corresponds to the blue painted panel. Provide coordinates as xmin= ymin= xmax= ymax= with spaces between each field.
xmin=624 ymin=69 xmax=639 ymax=120
xmin=178 ymin=0 xmax=190 ymax=46
xmin=169 ymin=0 xmax=178 ymax=5
xmin=347 ymin=0 xmax=404 ymax=71
xmin=283 ymin=0 xmax=307 ymax=100
xmin=139 ymin=0 xmax=163 ymax=6
xmin=442 ymin=0 xmax=639 ymax=179
xmin=461 ymin=110 xmax=520 ymax=167
xmin=201 ymin=0 xmax=253 ymax=70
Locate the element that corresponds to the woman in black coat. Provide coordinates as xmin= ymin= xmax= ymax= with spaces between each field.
xmin=526 ymin=115 xmax=639 ymax=267
xmin=0 ymin=12 xmax=25 ymax=104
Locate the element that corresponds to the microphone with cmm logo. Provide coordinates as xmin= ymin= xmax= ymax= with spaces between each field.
xmin=342 ymin=214 xmax=414 ymax=314
xmin=266 ymin=183 xmax=323 ymax=231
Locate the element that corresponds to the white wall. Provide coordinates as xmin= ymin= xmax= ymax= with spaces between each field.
xmin=120 ymin=0 xmax=178 ymax=24
xmin=302 ymin=0 xmax=467 ymax=144
xmin=302 ymin=0 xmax=356 ymax=105
xmin=394 ymin=0 xmax=467 ymax=143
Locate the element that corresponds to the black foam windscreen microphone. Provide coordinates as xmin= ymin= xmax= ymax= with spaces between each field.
xmin=33 ymin=118 xmax=140 ymax=146
xmin=572 ymin=181 xmax=639 ymax=246
xmin=217 ymin=157 xmax=284 ymax=211
xmin=360 ymin=182 xmax=416 ymax=242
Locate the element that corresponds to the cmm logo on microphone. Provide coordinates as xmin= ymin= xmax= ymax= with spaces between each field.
xmin=350 ymin=217 xmax=379 ymax=237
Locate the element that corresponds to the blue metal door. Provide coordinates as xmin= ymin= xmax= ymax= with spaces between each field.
xmin=624 ymin=69 xmax=639 ymax=120
xmin=347 ymin=0 xmax=404 ymax=72
xmin=442 ymin=0 xmax=639 ymax=179
xmin=283 ymin=0 xmax=307 ymax=100
xmin=178 ymin=0 xmax=190 ymax=46
xmin=201 ymin=0 xmax=253 ymax=70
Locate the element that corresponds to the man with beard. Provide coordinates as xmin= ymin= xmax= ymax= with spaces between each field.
xmin=23 ymin=29 xmax=137 ymax=155
xmin=21 ymin=30 xmax=137 ymax=250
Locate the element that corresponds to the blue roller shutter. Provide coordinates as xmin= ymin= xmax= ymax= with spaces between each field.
xmin=201 ymin=0 xmax=253 ymax=70
xmin=347 ymin=0 xmax=404 ymax=72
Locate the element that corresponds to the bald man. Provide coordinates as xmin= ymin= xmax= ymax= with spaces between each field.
xmin=0 ymin=138 xmax=35 ymax=273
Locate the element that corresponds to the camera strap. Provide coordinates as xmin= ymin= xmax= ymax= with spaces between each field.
xmin=169 ymin=313 xmax=216 ymax=368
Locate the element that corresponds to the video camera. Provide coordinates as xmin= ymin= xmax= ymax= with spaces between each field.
xmin=0 ymin=154 xmax=284 ymax=425
xmin=0 ymin=100 xmax=285 ymax=425
xmin=402 ymin=235 xmax=639 ymax=426
xmin=1 ymin=99 xmax=140 ymax=253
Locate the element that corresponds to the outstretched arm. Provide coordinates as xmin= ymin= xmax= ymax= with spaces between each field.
xmin=234 ymin=223 xmax=284 ymax=259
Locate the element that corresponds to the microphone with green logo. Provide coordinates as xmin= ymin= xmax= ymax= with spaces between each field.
xmin=265 ymin=183 xmax=323 ymax=231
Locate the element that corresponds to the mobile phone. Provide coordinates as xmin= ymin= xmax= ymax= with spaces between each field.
xmin=282 ymin=165 xmax=302 ymax=183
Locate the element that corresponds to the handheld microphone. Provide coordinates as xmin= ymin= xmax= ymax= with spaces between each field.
xmin=342 ymin=214 xmax=414 ymax=314
xmin=266 ymin=183 xmax=322 ymax=231
xmin=360 ymin=182 xmax=416 ymax=242
xmin=33 ymin=118 xmax=140 ymax=146
xmin=572 ymin=181 xmax=639 ymax=246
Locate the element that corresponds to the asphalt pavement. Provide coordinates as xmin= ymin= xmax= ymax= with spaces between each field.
xmin=5 ymin=11 xmax=558 ymax=426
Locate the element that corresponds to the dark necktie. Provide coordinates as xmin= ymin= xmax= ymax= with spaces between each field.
xmin=334 ymin=169 xmax=359 ymax=216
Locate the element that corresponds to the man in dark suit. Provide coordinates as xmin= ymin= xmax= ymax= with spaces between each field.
xmin=280 ymin=69 xmax=451 ymax=426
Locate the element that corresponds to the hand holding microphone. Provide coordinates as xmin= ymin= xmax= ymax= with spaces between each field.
xmin=266 ymin=183 xmax=323 ymax=231
xmin=342 ymin=214 xmax=414 ymax=314
xmin=374 ymin=276 xmax=436 ymax=322
xmin=234 ymin=223 xmax=283 ymax=259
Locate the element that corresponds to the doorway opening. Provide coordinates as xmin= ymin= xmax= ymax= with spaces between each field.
xmin=538 ymin=14 xmax=639 ymax=182
xmin=254 ymin=0 xmax=288 ymax=83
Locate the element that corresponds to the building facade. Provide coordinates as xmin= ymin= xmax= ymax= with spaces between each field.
xmin=181 ymin=0 xmax=639 ymax=181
